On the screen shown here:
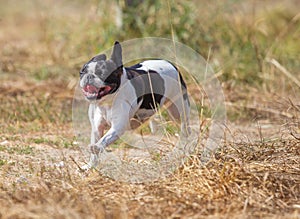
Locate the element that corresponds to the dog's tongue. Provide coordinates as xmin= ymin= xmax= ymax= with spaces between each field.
xmin=85 ymin=85 xmax=98 ymax=93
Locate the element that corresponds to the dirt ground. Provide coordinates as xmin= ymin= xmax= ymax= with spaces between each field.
xmin=0 ymin=0 xmax=299 ymax=218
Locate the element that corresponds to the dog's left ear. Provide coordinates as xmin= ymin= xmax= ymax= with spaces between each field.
xmin=111 ymin=41 xmax=122 ymax=68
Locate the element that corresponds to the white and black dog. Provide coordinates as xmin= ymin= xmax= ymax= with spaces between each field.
xmin=79 ymin=41 xmax=191 ymax=170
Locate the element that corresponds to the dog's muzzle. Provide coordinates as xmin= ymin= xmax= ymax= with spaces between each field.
xmin=82 ymin=84 xmax=115 ymax=100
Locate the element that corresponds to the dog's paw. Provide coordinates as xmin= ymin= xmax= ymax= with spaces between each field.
xmin=80 ymin=153 xmax=100 ymax=172
xmin=80 ymin=163 xmax=92 ymax=171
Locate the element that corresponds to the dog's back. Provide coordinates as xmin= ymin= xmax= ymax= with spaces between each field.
xmin=125 ymin=59 xmax=188 ymax=106
xmin=125 ymin=59 xmax=190 ymax=136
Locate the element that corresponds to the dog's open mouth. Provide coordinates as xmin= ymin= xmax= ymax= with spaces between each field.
xmin=82 ymin=84 xmax=114 ymax=100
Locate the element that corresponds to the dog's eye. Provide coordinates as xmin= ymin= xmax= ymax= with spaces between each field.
xmin=79 ymin=69 xmax=86 ymax=78
xmin=80 ymin=65 xmax=88 ymax=77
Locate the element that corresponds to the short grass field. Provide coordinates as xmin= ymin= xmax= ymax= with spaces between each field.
xmin=0 ymin=0 xmax=299 ymax=218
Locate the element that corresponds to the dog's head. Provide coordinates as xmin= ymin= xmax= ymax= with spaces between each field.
xmin=79 ymin=41 xmax=123 ymax=100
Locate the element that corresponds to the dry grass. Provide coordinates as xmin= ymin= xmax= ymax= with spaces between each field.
xmin=0 ymin=0 xmax=299 ymax=218
xmin=0 ymin=133 xmax=299 ymax=218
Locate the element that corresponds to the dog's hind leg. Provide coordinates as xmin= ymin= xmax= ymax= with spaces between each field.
xmin=149 ymin=114 xmax=162 ymax=134
xmin=167 ymin=97 xmax=191 ymax=137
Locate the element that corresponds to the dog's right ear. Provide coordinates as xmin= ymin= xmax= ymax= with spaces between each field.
xmin=91 ymin=54 xmax=107 ymax=62
xmin=111 ymin=41 xmax=123 ymax=68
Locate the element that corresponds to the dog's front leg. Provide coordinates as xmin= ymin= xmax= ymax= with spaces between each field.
xmin=90 ymin=126 xmax=126 ymax=155
xmin=82 ymin=124 xmax=106 ymax=170
xmin=81 ymin=104 xmax=106 ymax=170
xmin=86 ymin=102 xmax=132 ymax=169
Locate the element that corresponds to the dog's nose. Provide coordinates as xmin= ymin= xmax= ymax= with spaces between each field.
xmin=86 ymin=74 xmax=95 ymax=82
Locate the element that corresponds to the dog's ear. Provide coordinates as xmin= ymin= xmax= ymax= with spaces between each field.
xmin=111 ymin=41 xmax=122 ymax=67
xmin=92 ymin=54 xmax=106 ymax=62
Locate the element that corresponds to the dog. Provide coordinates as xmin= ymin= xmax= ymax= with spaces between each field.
xmin=79 ymin=41 xmax=191 ymax=170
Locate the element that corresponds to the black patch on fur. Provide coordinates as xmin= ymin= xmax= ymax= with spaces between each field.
xmin=129 ymin=63 xmax=143 ymax=69
xmin=102 ymin=66 xmax=123 ymax=95
xmin=125 ymin=66 xmax=165 ymax=110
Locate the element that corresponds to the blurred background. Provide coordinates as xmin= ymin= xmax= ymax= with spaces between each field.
xmin=0 ymin=0 xmax=299 ymax=135
xmin=0 ymin=0 xmax=299 ymax=83
xmin=0 ymin=0 xmax=299 ymax=138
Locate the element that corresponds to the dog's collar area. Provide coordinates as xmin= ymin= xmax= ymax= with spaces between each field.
xmin=110 ymin=65 xmax=123 ymax=77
